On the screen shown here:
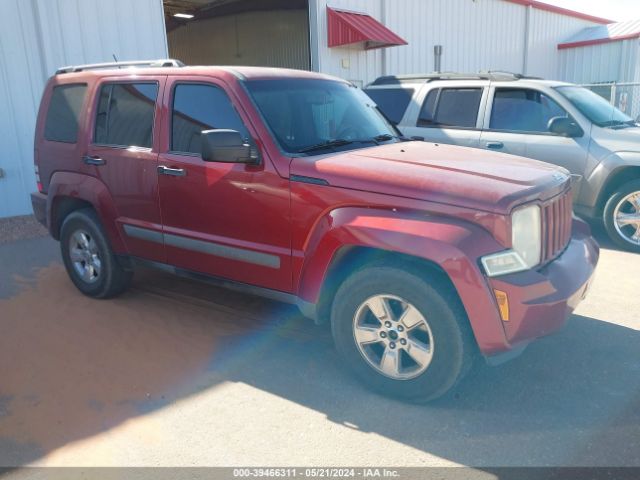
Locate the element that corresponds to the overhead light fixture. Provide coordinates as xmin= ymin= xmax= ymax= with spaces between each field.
xmin=173 ymin=13 xmax=194 ymax=19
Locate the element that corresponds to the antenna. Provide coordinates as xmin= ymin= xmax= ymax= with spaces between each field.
xmin=112 ymin=53 xmax=118 ymax=63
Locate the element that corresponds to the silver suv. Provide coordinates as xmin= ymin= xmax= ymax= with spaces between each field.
xmin=365 ymin=73 xmax=640 ymax=252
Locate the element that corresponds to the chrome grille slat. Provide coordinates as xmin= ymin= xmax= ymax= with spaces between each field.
xmin=541 ymin=189 xmax=572 ymax=263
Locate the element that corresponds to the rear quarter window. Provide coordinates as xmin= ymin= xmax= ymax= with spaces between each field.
xmin=44 ymin=84 xmax=87 ymax=143
xmin=364 ymin=88 xmax=414 ymax=125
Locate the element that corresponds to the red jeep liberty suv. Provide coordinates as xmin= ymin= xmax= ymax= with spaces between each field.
xmin=31 ymin=60 xmax=599 ymax=402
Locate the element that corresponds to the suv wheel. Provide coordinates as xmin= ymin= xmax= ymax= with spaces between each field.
xmin=60 ymin=209 xmax=132 ymax=298
xmin=603 ymin=179 xmax=640 ymax=253
xmin=330 ymin=266 xmax=475 ymax=403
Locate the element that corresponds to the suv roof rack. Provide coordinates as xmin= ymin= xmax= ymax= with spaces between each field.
xmin=368 ymin=71 xmax=543 ymax=86
xmin=56 ymin=59 xmax=185 ymax=75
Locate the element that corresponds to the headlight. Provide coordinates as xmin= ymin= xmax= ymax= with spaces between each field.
xmin=481 ymin=204 xmax=542 ymax=277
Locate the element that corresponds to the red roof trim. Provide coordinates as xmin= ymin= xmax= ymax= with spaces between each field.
xmin=558 ymin=32 xmax=640 ymax=49
xmin=327 ymin=7 xmax=408 ymax=50
xmin=503 ymin=0 xmax=612 ymax=24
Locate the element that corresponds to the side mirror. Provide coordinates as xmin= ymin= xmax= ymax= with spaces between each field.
xmin=548 ymin=116 xmax=583 ymax=138
xmin=201 ymin=129 xmax=259 ymax=164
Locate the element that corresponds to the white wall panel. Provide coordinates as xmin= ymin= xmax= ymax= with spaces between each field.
xmin=559 ymin=39 xmax=639 ymax=84
xmin=526 ymin=7 xmax=597 ymax=79
xmin=0 ymin=0 xmax=167 ymax=218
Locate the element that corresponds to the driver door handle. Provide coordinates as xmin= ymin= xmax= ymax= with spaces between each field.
xmin=485 ymin=141 xmax=504 ymax=150
xmin=158 ymin=165 xmax=186 ymax=177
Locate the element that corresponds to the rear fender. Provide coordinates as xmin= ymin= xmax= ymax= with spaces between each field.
xmin=297 ymin=207 xmax=508 ymax=353
xmin=47 ymin=172 xmax=126 ymax=253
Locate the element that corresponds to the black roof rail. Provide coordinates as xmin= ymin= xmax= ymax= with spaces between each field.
xmin=367 ymin=71 xmax=543 ymax=86
xmin=56 ymin=59 xmax=185 ymax=75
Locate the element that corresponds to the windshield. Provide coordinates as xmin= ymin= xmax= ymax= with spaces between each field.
xmin=555 ymin=85 xmax=634 ymax=128
xmin=244 ymin=79 xmax=399 ymax=155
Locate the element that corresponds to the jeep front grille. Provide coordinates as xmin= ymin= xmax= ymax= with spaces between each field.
xmin=542 ymin=189 xmax=573 ymax=263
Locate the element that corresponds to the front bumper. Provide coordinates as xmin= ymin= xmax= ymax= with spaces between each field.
xmin=486 ymin=218 xmax=599 ymax=358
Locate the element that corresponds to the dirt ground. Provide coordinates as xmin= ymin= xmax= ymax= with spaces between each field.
xmin=0 ymin=222 xmax=638 ymax=469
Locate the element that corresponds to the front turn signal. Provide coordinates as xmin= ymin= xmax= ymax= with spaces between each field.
xmin=494 ymin=289 xmax=510 ymax=322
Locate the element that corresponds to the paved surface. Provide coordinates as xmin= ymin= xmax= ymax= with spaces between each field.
xmin=0 ymin=223 xmax=638 ymax=468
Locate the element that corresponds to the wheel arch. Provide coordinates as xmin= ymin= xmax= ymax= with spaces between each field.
xmin=47 ymin=171 xmax=126 ymax=252
xmin=595 ymin=164 xmax=640 ymax=217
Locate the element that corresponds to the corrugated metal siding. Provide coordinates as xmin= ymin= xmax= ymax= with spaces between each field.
xmin=311 ymin=0 xmax=603 ymax=86
xmin=0 ymin=0 xmax=167 ymax=218
xmin=168 ymin=10 xmax=310 ymax=69
xmin=384 ymin=0 xmax=527 ymax=77
xmin=526 ymin=7 xmax=597 ymax=79
xmin=559 ymin=39 xmax=639 ymax=84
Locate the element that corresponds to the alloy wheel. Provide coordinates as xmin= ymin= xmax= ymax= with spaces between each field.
xmin=352 ymin=294 xmax=434 ymax=380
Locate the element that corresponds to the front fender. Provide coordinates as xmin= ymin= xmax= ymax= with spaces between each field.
xmin=296 ymin=207 xmax=509 ymax=353
xmin=48 ymin=172 xmax=126 ymax=253
xmin=583 ymin=152 xmax=640 ymax=208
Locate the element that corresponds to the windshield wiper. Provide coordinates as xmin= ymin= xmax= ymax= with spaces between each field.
xmin=601 ymin=119 xmax=636 ymax=129
xmin=297 ymin=139 xmax=356 ymax=153
xmin=297 ymin=134 xmax=399 ymax=154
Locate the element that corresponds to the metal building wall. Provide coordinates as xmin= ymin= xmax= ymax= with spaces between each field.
xmin=0 ymin=0 xmax=168 ymax=218
xmin=309 ymin=0 xmax=602 ymax=87
xmin=168 ymin=10 xmax=310 ymax=69
xmin=526 ymin=7 xmax=598 ymax=80
xmin=558 ymin=39 xmax=639 ymax=84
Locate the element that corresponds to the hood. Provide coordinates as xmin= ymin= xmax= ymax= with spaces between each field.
xmin=290 ymin=141 xmax=571 ymax=214
xmin=592 ymin=125 xmax=640 ymax=154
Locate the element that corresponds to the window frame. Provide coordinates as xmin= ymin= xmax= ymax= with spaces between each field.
xmin=168 ymin=81 xmax=252 ymax=157
xmin=91 ymin=80 xmax=160 ymax=150
xmin=416 ymin=86 xmax=485 ymax=131
xmin=484 ymin=86 xmax=574 ymax=137
xmin=44 ymin=83 xmax=88 ymax=144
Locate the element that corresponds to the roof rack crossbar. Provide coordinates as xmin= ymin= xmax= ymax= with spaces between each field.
xmin=56 ymin=59 xmax=185 ymax=75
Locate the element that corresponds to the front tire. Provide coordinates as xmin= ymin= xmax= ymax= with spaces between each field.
xmin=60 ymin=209 xmax=132 ymax=298
xmin=603 ymin=179 xmax=640 ymax=253
xmin=330 ymin=266 xmax=476 ymax=403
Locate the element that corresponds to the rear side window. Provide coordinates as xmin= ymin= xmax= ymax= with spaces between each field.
xmin=94 ymin=83 xmax=158 ymax=148
xmin=171 ymin=83 xmax=250 ymax=154
xmin=44 ymin=84 xmax=87 ymax=143
xmin=417 ymin=88 xmax=482 ymax=128
xmin=364 ymin=88 xmax=414 ymax=125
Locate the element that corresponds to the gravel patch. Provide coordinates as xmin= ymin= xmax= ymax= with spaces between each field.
xmin=0 ymin=215 xmax=48 ymax=245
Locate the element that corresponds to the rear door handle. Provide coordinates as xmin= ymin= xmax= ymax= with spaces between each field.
xmin=485 ymin=141 xmax=504 ymax=150
xmin=157 ymin=165 xmax=186 ymax=177
xmin=83 ymin=155 xmax=105 ymax=166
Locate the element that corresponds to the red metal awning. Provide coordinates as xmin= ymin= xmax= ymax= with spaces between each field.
xmin=327 ymin=7 xmax=407 ymax=50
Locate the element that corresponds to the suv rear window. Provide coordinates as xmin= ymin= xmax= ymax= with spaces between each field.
xmin=418 ymin=88 xmax=482 ymax=128
xmin=44 ymin=84 xmax=87 ymax=143
xmin=364 ymin=88 xmax=414 ymax=125
xmin=94 ymin=83 xmax=158 ymax=148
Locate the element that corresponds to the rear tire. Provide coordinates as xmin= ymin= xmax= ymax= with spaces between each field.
xmin=603 ymin=179 xmax=640 ymax=253
xmin=330 ymin=265 xmax=476 ymax=403
xmin=60 ymin=208 xmax=132 ymax=298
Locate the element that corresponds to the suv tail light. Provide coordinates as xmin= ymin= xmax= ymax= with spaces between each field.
xmin=35 ymin=165 xmax=43 ymax=193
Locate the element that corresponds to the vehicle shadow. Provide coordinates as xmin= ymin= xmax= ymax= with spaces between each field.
xmin=0 ymin=239 xmax=638 ymax=467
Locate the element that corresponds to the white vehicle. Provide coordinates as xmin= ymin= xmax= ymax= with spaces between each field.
xmin=365 ymin=73 xmax=640 ymax=252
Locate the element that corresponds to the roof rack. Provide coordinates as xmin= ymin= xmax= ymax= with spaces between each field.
xmin=56 ymin=59 xmax=185 ymax=75
xmin=368 ymin=71 xmax=543 ymax=86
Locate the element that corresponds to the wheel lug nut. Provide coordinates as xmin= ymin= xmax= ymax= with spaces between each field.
xmin=380 ymin=331 xmax=387 ymax=338
xmin=384 ymin=321 xmax=392 ymax=328
xmin=397 ymin=325 xmax=404 ymax=332
xmin=400 ymin=338 xmax=407 ymax=345
xmin=389 ymin=342 xmax=396 ymax=349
